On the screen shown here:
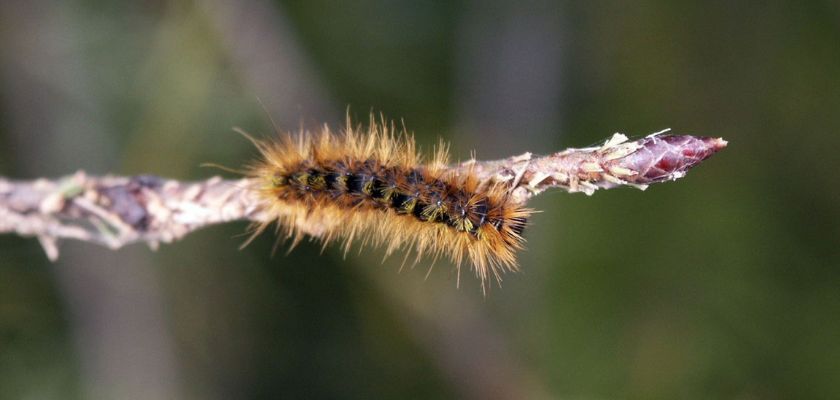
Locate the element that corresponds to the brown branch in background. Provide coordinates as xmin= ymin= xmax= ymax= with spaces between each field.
xmin=0 ymin=132 xmax=726 ymax=260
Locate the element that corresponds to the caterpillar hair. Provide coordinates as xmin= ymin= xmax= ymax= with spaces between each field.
xmin=244 ymin=116 xmax=532 ymax=289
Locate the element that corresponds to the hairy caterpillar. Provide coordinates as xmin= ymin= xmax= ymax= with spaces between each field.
xmin=244 ymin=117 xmax=532 ymax=287
xmin=239 ymin=114 xmax=727 ymax=290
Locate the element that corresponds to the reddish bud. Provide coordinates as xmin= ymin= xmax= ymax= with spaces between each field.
xmin=615 ymin=135 xmax=727 ymax=184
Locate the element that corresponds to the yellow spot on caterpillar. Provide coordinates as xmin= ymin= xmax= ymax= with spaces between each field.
xmin=400 ymin=197 xmax=418 ymax=214
xmin=270 ymin=174 xmax=286 ymax=187
xmin=334 ymin=174 xmax=349 ymax=191
xmin=292 ymin=172 xmax=309 ymax=186
xmin=379 ymin=185 xmax=399 ymax=202
xmin=361 ymin=178 xmax=375 ymax=196
xmin=421 ymin=201 xmax=448 ymax=222
xmin=308 ymin=173 xmax=327 ymax=191
xmin=452 ymin=214 xmax=474 ymax=233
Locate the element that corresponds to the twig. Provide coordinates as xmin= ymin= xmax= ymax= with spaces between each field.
xmin=0 ymin=133 xmax=726 ymax=260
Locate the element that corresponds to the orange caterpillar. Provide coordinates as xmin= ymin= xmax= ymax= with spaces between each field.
xmin=244 ymin=118 xmax=531 ymax=287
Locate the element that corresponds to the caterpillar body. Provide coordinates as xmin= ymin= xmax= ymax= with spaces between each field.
xmin=245 ymin=118 xmax=532 ymax=287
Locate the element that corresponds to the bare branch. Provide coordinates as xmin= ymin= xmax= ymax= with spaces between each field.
xmin=0 ymin=133 xmax=725 ymax=259
xmin=464 ymin=131 xmax=727 ymax=203
xmin=0 ymin=173 xmax=266 ymax=260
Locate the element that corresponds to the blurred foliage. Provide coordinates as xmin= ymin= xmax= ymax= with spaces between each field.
xmin=1 ymin=0 xmax=839 ymax=399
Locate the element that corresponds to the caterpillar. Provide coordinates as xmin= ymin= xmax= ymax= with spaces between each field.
xmin=244 ymin=117 xmax=532 ymax=287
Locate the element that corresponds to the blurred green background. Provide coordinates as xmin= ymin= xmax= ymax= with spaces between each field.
xmin=1 ymin=1 xmax=838 ymax=399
